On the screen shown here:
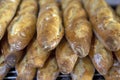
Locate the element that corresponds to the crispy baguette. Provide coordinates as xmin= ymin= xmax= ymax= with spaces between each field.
xmin=16 ymin=53 xmax=36 ymax=80
xmin=8 ymin=0 xmax=38 ymax=51
xmin=37 ymin=0 xmax=64 ymax=51
xmin=104 ymin=60 xmax=120 ymax=80
xmin=0 ymin=37 xmax=23 ymax=67
xmin=0 ymin=0 xmax=20 ymax=40
xmin=82 ymin=0 xmax=120 ymax=51
xmin=89 ymin=37 xmax=113 ymax=75
xmin=0 ymin=38 xmax=23 ymax=79
xmin=26 ymin=38 xmax=50 ymax=68
xmin=37 ymin=55 xmax=59 ymax=80
xmin=71 ymin=57 xmax=95 ymax=80
xmin=56 ymin=39 xmax=78 ymax=74
xmin=61 ymin=0 xmax=92 ymax=57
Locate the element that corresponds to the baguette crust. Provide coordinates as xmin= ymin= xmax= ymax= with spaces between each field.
xmin=8 ymin=0 xmax=37 ymax=51
xmin=71 ymin=57 xmax=95 ymax=80
xmin=56 ymin=39 xmax=78 ymax=74
xmin=37 ymin=0 xmax=64 ymax=51
xmin=89 ymin=38 xmax=113 ymax=75
xmin=37 ymin=55 xmax=59 ymax=80
xmin=16 ymin=54 xmax=36 ymax=80
xmin=0 ymin=0 xmax=20 ymax=40
xmin=62 ymin=0 xmax=92 ymax=57
xmin=26 ymin=38 xmax=50 ymax=68
xmin=82 ymin=0 xmax=120 ymax=51
xmin=0 ymin=38 xmax=23 ymax=79
xmin=104 ymin=60 xmax=120 ymax=80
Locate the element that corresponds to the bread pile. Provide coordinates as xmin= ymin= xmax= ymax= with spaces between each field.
xmin=0 ymin=0 xmax=120 ymax=80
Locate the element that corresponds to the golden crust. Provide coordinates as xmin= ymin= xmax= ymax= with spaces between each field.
xmin=71 ymin=57 xmax=95 ymax=80
xmin=89 ymin=38 xmax=113 ymax=75
xmin=104 ymin=60 xmax=120 ymax=80
xmin=39 ymin=0 xmax=55 ymax=7
xmin=56 ymin=39 xmax=78 ymax=74
xmin=16 ymin=53 xmax=36 ymax=80
xmin=37 ymin=0 xmax=64 ymax=51
xmin=82 ymin=0 xmax=120 ymax=51
xmin=26 ymin=38 xmax=50 ymax=68
xmin=62 ymin=0 xmax=92 ymax=57
xmin=0 ymin=0 xmax=20 ymax=40
xmin=37 ymin=55 xmax=59 ymax=80
xmin=8 ymin=0 xmax=37 ymax=51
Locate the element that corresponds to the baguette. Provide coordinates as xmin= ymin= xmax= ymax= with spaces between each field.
xmin=71 ymin=57 xmax=95 ymax=80
xmin=0 ymin=0 xmax=20 ymax=40
xmin=104 ymin=60 xmax=120 ymax=80
xmin=82 ymin=0 xmax=120 ymax=51
xmin=0 ymin=37 xmax=23 ymax=68
xmin=56 ymin=38 xmax=78 ymax=74
xmin=61 ymin=0 xmax=92 ymax=57
xmin=0 ymin=38 xmax=12 ymax=79
xmin=8 ymin=0 xmax=38 ymax=51
xmin=26 ymin=38 xmax=50 ymax=68
xmin=89 ymin=37 xmax=113 ymax=75
xmin=16 ymin=53 xmax=36 ymax=80
xmin=37 ymin=55 xmax=59 ymax=80
xmin=0 ymin=38 xmax=23 ymax=79
xmin=37 ymin=0 xmax=64 ymax=51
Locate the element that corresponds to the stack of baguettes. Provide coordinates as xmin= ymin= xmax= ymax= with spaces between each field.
xmin=0 ymin=0 xmax=120 ymax=80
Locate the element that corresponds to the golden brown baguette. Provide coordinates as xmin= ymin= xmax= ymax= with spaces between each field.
xmin=26 ymin=38 xmax=50 ymax=68
xmin=61 ymin=0 xmax=92 ymax=57
xmin=16 ymin=53 xmax=36 ymax=80
xmin=0 ymin=38 xmax=23 ymax=79
xmin=0 ymin=36 xmax=23 ymax=67
xmin=82 ymin=0 xmax=120 ymax=51
xmin=37 ymin=0 xmax=64 ymax=51
xmin=0 ymin=38 xmax=12 ymax=79
xmin=71 ymin=57 xmax=95 ymax=80
xmin=104 ymin=60 xmax=120 ymax=80
xmin=116 ymin=5 xmax=120 ymax=17
xmin=0 ymin=0 xmax=20 ymax=40
xmin=8 ymin=0 xmax=38 ymax=51
xmin=89 ymin=37 xmax=113 ymax=75
xmin=37 ymin=55 xmax=59 ymax=80
xmin=56 ymin=38 xmax=78 ymax=74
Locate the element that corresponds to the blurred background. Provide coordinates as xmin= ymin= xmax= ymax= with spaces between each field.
xmin=106 ymin=0 xmax=120 ymax=6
